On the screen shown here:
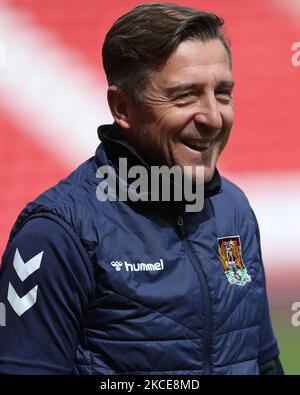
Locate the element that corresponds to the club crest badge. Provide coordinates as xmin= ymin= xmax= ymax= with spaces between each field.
xmin=217 ymin=236 xmax=251 ymax=286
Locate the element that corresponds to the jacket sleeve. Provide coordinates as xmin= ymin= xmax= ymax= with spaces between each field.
xmin=259 ymin=356 xmax=285 ymax=375
xmin=250 ymin=209 xmax=284 ymax=374
xmin=0 ymin=216 xmax=94 ymax=374
xmin=257 ymin=286 xmax=284 ymax=374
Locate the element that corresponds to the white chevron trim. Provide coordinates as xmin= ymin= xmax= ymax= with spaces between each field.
xmin=7 ymin=283 xmax=38 ymax=317
xmin=13 ymin=248 xmax=43 ymax=282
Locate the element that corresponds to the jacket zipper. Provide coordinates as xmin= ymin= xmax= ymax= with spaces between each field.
xmin=176 ymin=214 xmax=212 ymax=375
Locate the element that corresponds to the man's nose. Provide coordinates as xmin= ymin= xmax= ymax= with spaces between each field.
xmin=193 ymin=94 xmax=222 ymax=131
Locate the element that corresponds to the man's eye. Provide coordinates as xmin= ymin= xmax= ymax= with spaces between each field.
xmin=175 ymin=91 xmax=197 ymax=101
xmin=215 ymin=90 xmax=233 ymax=100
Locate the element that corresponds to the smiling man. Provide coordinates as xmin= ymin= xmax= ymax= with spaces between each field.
xmin=0 ymin=3 xmax=283 ymax=375
xmin=109 ymin=38 xmax=234 ymax=185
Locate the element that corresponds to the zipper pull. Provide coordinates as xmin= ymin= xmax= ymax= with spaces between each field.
xmin=176 ymin=214 xmax=186 ymax=239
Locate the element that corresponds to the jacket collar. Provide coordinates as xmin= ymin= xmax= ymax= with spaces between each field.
xmin=96 ymin=123 xmax=222 ymax=210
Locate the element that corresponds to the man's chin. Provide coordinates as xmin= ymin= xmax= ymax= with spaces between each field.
xmin=203 ymin=166 xmax=216 ymax=184
xmin=180 ymin=164 xmax=214 ymax=185
xmin=195 ymin=166 xmax=215 ymax=184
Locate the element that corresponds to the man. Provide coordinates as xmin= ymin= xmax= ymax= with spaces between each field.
xmin=0 ymin=3 xmax=283 ymax=374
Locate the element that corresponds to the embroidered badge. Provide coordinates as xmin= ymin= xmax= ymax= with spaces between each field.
xmin=217 ymin=236 xmax=251 ymax=286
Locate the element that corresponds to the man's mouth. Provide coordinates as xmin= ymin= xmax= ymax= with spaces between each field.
xmin=182 ymin=140 xmax=214 ymax=153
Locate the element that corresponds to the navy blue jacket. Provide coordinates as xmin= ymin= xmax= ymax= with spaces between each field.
xmin=0 ymin=124 xmax=280 ymax=374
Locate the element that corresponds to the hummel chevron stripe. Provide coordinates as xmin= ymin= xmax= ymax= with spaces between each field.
xmin=13 ymin=248 xmax=43 ymax=281
xmin=7 ymin=249 xmax=44 ymax=316
xmin=7 ymin=283 xmax=38 ymax=317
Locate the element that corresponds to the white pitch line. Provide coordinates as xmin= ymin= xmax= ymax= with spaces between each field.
xmin=0 ymin=2 xmax=113 ymax=166
xmin=226 ymin=172 xmax=300 ymax=268
xmin=272 ymin=0 xmax=300 ymax=25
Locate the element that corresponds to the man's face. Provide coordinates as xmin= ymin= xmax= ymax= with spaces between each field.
xmin=125 ymin=38 xmax=234 ymax=183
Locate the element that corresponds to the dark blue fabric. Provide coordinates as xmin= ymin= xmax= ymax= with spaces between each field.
xmin=0 ymin=124 xmax=279 ymax=375
xmin=0 ymin=217 xmax=93 ymax=374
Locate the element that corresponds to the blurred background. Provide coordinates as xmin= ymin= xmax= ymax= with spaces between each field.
xmin=0 ymin=0 xmax=299 ymax=374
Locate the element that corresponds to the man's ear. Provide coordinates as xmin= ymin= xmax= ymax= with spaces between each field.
xmin=107 ymin=86 xmax=135 ymax=130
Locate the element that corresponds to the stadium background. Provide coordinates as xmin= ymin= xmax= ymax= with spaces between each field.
xmin=0 ymin=0 xmax=299 ymax=374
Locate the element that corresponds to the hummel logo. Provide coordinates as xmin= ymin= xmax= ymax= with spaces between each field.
xmin=110 ymin=259 xmax=164 ymax=272
xmin=7 ymin=249 xmax=43 ymax=317
xmin=111 ymin=261 xmax=123 ymax=271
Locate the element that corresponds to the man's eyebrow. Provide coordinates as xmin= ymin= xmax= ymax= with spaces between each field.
xmin=164 ymin=83 xmax=202 ymax=96
xmin=216 ymin=80 xmax=235 ymax=89
xmin=165 ymin=80 xmax=235 ymax=96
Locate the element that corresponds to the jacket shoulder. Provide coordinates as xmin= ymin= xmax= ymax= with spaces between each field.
xmin=211 ymin=176 xmax=258 ymax=231
xmin=219 ymin=176 xmax=252 ymax=208
xmin=9 ymin=157 xmax=98 ymax=244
